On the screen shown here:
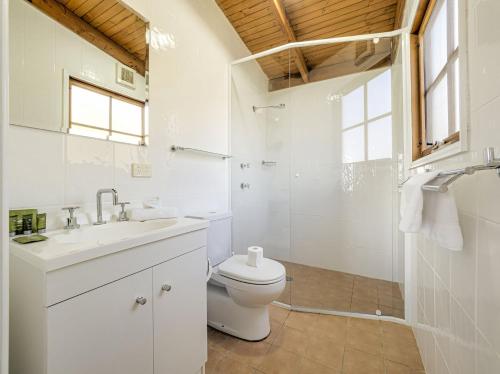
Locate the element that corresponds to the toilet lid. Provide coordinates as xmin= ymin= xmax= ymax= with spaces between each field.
xmin=218 ymin=255 xmax=285 ymax=285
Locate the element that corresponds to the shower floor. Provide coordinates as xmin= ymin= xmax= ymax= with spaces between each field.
xmin=277 ymin=261 xmax=404 ymax=319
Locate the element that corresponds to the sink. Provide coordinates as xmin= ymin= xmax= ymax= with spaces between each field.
xmin=10 ymin=217 xmax=209 ymax=272
xmin=51 ymin=219 xmax=178 ymax=245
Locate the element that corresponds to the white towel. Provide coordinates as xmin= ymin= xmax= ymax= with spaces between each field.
xmin=399 ymin=171 xmax=440 ymax=232
xmin=128 ymin=207 xmax=178 ymax=221
xmin=421 ymin=191 xmax=463 ymax=251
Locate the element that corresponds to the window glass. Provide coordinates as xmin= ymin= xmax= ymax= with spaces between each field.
xmin=367 ymin=70 xmax=392 ymax=119
xmin=71 ymin=85 xmax=109 ymax=129
xmin=69 ymin=79 xmax=146 ymax=145
xmin=426 ymin=75 xmax=449 ymax=143
xmin=368 ymin=116 xmax=392 ymax=160
xmin=342 ymin=86 xmax=364 ymax=129
xmin=111 ymin=98 xmax=143 ymax=136
xmin=424 ymin=0 xmax=448 ymax=88
xmin=454 ymin=59 xmax=460 ymax=132
xmin=342 ymin=126 xmax=364 ymax=163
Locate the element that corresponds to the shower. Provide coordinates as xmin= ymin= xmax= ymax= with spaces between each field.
xmin=230 ymin=29 xmax=406 ymax=320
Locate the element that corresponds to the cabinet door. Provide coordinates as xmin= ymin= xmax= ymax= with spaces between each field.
xmin=47 ymin=269 xmax=154 ymax=374
xmin=153 ymin=247 xmax=207 ymax=374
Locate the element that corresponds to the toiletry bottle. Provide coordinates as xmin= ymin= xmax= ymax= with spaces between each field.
xmin=9 ymin=216 xmax=16 ymax=237
xmin=22 ymin=214 xmax=33 ymax=235
xmin=37 ymin=213 xmax=46 ymax=233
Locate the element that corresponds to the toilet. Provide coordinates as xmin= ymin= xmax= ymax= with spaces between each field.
xmin=189 ymin=212 xmax=286 ymax=341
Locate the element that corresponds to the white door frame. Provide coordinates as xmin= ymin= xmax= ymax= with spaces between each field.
xmin=0 ymin=0 xmax=9 ymax=372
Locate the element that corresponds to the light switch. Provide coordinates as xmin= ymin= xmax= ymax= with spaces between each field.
xmin=132 ymin=163 xmax=152 ymax=178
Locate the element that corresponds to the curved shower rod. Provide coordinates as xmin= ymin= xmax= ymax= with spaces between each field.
xmin=231 ymin=27 xmax=410 ymax=65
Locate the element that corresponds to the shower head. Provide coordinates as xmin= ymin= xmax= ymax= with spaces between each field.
xmin=252 ymin=103 xmax=286 ymax=112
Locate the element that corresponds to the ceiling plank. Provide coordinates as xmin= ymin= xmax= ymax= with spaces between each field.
xmin=268 ymin=0 xmax=309 ymax=82
xmin=29 ymin=0 xmax=145 ymax=75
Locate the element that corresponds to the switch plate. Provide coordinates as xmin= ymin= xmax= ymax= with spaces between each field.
xmin=132 ymin=163 xmax=152 ymax=178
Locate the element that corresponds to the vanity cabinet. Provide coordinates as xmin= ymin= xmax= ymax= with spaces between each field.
xmin=10 ymin=227 xmax=208 ymax=374
xmin=47 ymin=269 xmax=154 ymax=374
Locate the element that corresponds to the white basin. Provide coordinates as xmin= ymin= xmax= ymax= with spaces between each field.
xmin=51 ymin=220 xmax=178 ymax=245
xmin=10 ymin=218 xmax=209 ymax=272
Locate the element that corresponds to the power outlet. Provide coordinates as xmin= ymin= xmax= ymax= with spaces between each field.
xmin=132 ymin=163 xmax=152 ymax=178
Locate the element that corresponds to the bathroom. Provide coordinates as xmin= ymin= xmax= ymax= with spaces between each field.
xmin=0 ymin=0 xmax=499 ymax=373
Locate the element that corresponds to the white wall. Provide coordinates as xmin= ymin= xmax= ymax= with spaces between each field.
xmin=231 ymin=65 xmax=401 ymax=282
xmin=1 ymin=0 xmax=9 ymax=372
xmin=9 ymin=0 xmax=146 ymax=133
xmin=7 ymin=0 xmax=252 ymax=228
xmin=410 ymin=0 xmax=500 ymax=373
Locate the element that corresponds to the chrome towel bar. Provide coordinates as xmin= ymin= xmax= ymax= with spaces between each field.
xmin=421 ymin=147 xmax=500 ymax=193
xmin=171 ymin=145 xmax=231 ymax=159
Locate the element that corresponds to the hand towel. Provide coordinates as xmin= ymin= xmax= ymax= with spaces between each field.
xmin=128 ymin=207 xmax=178 ymax=221
xmin=420 ymin=190 xmax=463 ymax=251
xmin=399 ymin=171 xmax=440 ymax=232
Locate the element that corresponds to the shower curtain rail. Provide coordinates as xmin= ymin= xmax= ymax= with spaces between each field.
xmin=231 ymin=28 xmax=409 ymax=65
xmin=171 ymin=145 xmax=232 ymax=159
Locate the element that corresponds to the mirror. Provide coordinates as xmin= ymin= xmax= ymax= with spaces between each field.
xmin=9 ymin=0 xmax=149 ymax=145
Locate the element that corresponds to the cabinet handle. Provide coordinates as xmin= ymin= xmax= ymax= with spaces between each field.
xmin=136 ymin=297 xmax=147 ymax=305
xmin=161 ymin=284 xmax=172 ymax=292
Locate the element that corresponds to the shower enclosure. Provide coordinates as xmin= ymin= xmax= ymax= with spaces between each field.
xmin=230 ymin=33 xmax=406 ymax=319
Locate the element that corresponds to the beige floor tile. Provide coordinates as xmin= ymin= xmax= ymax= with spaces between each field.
xmin=347 ymin=326 xmax=383 ymax=355
xmin=382 ymin=322 xmax=417 ymax=346
xmin=215 ymin=354 xmax=261 ymax=374
xmin=298 ymin=357 xmax=339 ymax=374
xmin=263 ymin=319 xmax=284 ymax=345
xmin=304 ymin=335 xmax=344 ymax=370
xmin=284 ymin=311 xmax=318 ymax=332
xmin=205 ymin=346 xmax=227 ymax=374
xmin=226 ymin=339 xmax=271 ymax=367
xmin=382 ymin=341 xmax=424 ymax=370
xmin=342 ymin=348 xmax=384 ymax=374
xmin=269 ymin=304 xmax=290 ymax=324
xmin=257 ymin=345 xmax=302 ymax=374
xmin=208 ymin=327 xmax=235 ymax=353
xmin=273 ymin=326 xmax=309 ymax=356
xmin=310 ymin=315 xmax=348 ymax=343
xmin=347 ymin=317 xmax=381 ymax=335
xmin=350 ymin=297 xmax=379 ymax=314
xmin=384 ymin=360 xmax=412 ymax=374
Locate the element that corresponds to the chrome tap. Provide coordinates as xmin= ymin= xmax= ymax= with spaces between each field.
xmin=94 ymin=188 xmax=119 ymax=225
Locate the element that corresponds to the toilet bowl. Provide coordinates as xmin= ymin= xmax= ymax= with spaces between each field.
xmin=187 ymin=211 xmax=286 ymax=341
xmin=207 ymin=255 xmax=286 ymax=341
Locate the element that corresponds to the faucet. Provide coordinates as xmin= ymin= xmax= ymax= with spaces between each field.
xmin=94 ymin=188 xmax=119 ymax=225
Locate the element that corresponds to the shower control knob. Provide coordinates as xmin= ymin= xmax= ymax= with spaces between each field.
xmin=240 ymin=163 xmax=251 ymax=169
xmin=161 ymin=284 xmax=172 ymax=292
xmin=135 ymin=297 xmax=147 ymax=305
xmin=240 ymin=183 xmax=251 ymax=190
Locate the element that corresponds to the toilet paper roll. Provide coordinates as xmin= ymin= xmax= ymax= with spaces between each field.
xmin=247 ymin=246 xmax=264 ymax=268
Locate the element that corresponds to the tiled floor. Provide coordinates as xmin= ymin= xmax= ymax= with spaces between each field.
xmin=206 ymin=305 xmax=424 ymax=374
xmin=277 ymin=261 xmax=405 ymax=318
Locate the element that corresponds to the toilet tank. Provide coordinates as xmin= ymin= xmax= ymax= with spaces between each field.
xmin=186 ymin=212 xmax=232 ymax=266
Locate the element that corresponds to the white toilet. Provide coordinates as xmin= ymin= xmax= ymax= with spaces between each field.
xmin=190 ymin=212 xmax=286 ymax=341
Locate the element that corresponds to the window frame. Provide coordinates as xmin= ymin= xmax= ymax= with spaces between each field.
xmin=410 ymin=0 xmax=468 ymax=163
xmin=68 ymin=77 xmax=147 ymax=146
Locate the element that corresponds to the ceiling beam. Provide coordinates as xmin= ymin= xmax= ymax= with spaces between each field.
xmin=268 ymin=0 xmax=309 ymax=83
xmin=29 ymin=0 xmax=146 ymax=76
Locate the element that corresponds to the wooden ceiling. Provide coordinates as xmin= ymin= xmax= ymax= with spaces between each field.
xmin=217 ymin=0 xmax=405 ymax=90
xmin=29 ymin=0 xmax=147 ymax=75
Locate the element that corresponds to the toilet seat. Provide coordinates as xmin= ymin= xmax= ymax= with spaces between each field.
xmin=217 ymin=255 xmax=285 ymax=285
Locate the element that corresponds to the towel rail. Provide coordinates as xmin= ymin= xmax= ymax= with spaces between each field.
xmin=420 ymin=147 xmax=500 ymax=192
xmin=170 ymin=145 xmax=231 ymax=159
